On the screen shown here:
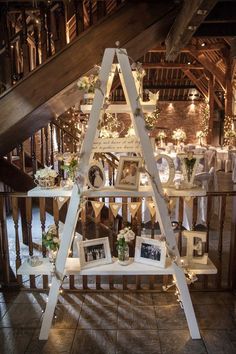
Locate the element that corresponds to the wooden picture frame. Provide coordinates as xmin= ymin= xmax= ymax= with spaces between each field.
xmin=87 ymin=160 xmax=105 ymax=190
xmin=78 ymin=237 xmax=112 ymax=269
xmin=134 ymin=236 xmax=166 ymax=268
xmin=115 ymin=156 xmax=142 ymax=190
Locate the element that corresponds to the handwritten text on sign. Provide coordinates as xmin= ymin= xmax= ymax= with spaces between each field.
xmin=92 ymin=137 xmax=141 ymax=153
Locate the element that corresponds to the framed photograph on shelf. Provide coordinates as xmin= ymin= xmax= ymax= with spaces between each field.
xmin=78 ymin=237 xmax=112 ymax=269
xmin=115 ymin=156 xmax=142 ymax=190
xmin=134 ymin=236 xmax=166 ymax=268
xmin=87 ymin=160 xmax=105 ymax=190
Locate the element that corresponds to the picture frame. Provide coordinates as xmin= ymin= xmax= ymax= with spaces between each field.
xmin=87 ymin=160 xmax=105 ymax=190
xmin=78 ymin=237 xmax=112 ymax=269
xmin=134 ymin=236 xmax=166 ymax=268
xmin=115 ymin=156 xmax=142 ymax=190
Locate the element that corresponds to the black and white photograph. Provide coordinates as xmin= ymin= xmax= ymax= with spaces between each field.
xmin=115 ymin=156 xmax=142 ymax=190
xmin=134 ymin=236 xmax=166 ymax=268
xmin=87 ymin=161 xmax=105 ymax=190
xmin=78 ymin=237 xmax=112 ymax=269
xmin=140 ymin=242 xmax=161 ymax=261
xmin=84 ymin=243 xmax=105 ymax=262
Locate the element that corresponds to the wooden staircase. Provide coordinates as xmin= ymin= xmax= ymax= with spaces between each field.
xmin=0 ymin=0 xmax=177 ymax=156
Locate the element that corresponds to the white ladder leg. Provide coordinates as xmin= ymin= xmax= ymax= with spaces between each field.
xmin=39 ymin=276 xmax=61 ymax=340
xmin=173 ymin=263 xmax=201 ymax=339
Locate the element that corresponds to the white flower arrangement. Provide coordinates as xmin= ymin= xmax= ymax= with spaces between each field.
xmin=77 ymin=66 xmax=100 ymax=93
xmin=157 ymin=131 xmax=167 ymax=139
xmin=196 ymin=130 xmax=206 ymax=139
xmin=172 ymin=128 xmax=187 ymax=142
xmin=117 ymin=227 xmax=135 ymax=243
xmin=34 ymin=166 xmax=58 ymax=179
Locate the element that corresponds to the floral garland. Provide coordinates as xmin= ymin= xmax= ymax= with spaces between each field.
xmin=144 ymin=106 xmax=160 ymax=130
xmin=200 ymin=100 xmax=210 ymax=137
xmin=223 ymin=115 xmax=235 ymax=146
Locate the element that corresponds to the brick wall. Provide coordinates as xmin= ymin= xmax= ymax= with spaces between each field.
xmin=120 ymin=101 xmax=204 ymax=144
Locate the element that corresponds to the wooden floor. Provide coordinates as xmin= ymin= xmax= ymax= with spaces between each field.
xmin=0 ymin=290 xmax=236 ymax=353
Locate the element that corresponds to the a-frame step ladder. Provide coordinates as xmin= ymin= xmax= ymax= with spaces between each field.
xmin=39 ymin=48 xmax=201 ymax=340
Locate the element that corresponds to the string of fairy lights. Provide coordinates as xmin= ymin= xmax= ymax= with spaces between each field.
xmin=200 ymin=99 xmax=210 ymax=138
xmin=223 ymin=115 xmax=235 ymax=146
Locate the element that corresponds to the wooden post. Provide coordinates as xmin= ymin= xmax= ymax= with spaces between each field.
xmin=207 ymin=72 xmax=214 ymax=144
xmin=12 ymin=197 xmax=22 ymax=284
xmin=34 ymin=25 xmax=40 ymax=67
xmin=50 ymin=123 xmax=54 ymax=166
xmin=18 ymin=143 xmax=26 ymax=173
xmin=0 ymin=196 xmax=11 ymax=286
xmin=52 ymin=3 xmax=66 ymax=52
xmin=40 ymin=3 xmax=47 ymax=62
xmin=21 ymin=9 xmax=30 ymax=76
xmin=96 ymin=0 xmax=106 ymax=21
xmin=225 ymin=48 xmax=233 ymax=118
xmin=0 ymin=6 xmax=12 ymax=89
xmin=229 ymin=193 xmax=236 ymax=290
xmin=74 ymin=0 xmax=84 ymax=35
xmin=26 ymin=198 xmax=35 ymax=288
xmin=30 ymin=134 xmax=37 ymax=175
xmin=46 ymin=5 xmax=52 ymax=58
xmin=44 ymin=126 xmax=49 ymax=166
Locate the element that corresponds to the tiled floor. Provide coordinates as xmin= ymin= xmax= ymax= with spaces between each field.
xmin=0 ymin=290 xmax=236 ymax=354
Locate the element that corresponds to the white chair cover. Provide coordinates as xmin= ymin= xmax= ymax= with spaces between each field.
xmin=231 ymin=151 xmax=236 ymax=183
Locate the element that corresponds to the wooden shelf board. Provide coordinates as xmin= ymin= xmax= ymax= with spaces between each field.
xmin=28 ymin=187 xmax=72 ymax=197
xmin=17 ymin=257 xmax=217 ymax=277
xmin=81 ymin=102 xmax=156 ymax=114
xmin=27 ymin=186 xmax=206 ymax=198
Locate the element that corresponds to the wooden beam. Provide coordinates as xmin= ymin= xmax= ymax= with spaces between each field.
xmin=225 ymin=48 xmax=233 ymax=117
xmin=150 ymin=42 xmax=226 ymax=53
xmin=190 ymin=50 xmax=226 ymax=89
xmin=143 ymin=63 xmax=204 ymax=70
xmin=182 ymin=68 xmax=223 ymax=109
xmin=182 ymin=68 xmax=208 ymax=97
xmin=231 ymin=38 xmax=236 ymax=81
xmin=207 ymin=72 xmax=214 ymax=144
xmin=144 ymin=84 xmax=197 ymax=90
xmin=165 ymin=0 xmax=218 ymax=61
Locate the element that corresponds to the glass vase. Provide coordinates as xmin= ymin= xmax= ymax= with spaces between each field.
xmin=117 ymin=243 xmax=129 ymax=265
xmin=48 ymin=249 xmax=58 ymax=264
